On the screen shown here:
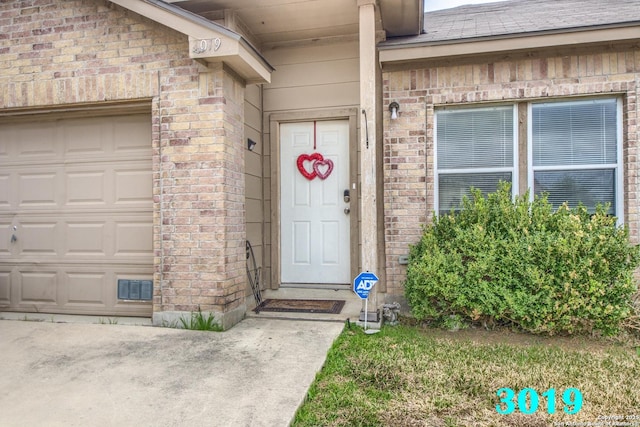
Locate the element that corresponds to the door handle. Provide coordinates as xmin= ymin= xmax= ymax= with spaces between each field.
xmin=344 ymin=208 xmax=350 ymax=215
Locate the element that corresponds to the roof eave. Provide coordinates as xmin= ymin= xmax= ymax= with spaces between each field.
xmin=109 ymin=0 xmax=274 ymax=84
xmin=379 ymin=23 xmax=640 ymax=65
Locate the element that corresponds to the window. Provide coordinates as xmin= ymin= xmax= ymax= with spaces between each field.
xmin=529 ymin=98 xmax=622 ymax=216
xmin=433 ymin=98 xmax=623 ymax=219
xmin=435 ymin=105 xmax=517 ymax=214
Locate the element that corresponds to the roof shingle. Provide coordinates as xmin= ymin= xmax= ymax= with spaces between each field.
xmin=383 ymin=0 xmax=640 ymax=46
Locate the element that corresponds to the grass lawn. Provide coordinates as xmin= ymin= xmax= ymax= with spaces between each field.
xmin=293 ymin=322 xmax=640 ymax=427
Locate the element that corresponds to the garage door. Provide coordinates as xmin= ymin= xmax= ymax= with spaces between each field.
xmin=0 ymin=112 xmax=153 ymax=317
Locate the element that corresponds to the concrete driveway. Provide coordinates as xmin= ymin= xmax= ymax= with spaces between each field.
xmin=0 ymin=317 xmax=344 ymax=427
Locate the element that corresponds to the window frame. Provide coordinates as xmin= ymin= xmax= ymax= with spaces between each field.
xmin=526 ymin=97 xmax=624 ymax=222
xmin=434 ymin=104 xmax=519 ymax=214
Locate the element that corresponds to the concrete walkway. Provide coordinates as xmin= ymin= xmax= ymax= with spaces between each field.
xmin=0 ymin=317 xmax=344 ymax=427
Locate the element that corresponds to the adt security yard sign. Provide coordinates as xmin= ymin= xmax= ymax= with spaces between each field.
xmin=353 ymin=272 xmax=379 ymax=300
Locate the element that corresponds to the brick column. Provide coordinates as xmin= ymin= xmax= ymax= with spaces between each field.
xmin=382 ymin=69 xmax=429 ymax=300
xmin=153 ymin=65 xmax=247 ymax=329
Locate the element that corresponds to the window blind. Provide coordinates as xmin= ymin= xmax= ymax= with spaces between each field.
xmin=439 ymin=172 xmax=512 ymax=214
xmin=437 ymin=106 xmax=514 ymax=169
xmin=531 ymin=98 xmax=619 ymax=215
xmin=533 ymin=170 xmax=615 ymax=214
xmin=532 ymin=98 xmax=617 ymax=167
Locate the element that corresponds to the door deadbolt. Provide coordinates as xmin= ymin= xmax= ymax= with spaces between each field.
xmin=343 ymin=189 xmax=350 ymax=203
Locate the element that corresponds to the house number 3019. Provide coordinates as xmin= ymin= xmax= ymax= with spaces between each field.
xmin=496 ymin=387 xmax=583 ymax=415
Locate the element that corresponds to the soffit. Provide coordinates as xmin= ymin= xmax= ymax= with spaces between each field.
xmin=165 ymin=0 xmax=361 ymax=46
xmin=378 ymin=0 xmax=423 ymax=37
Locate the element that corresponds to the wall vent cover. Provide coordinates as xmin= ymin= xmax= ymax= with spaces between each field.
xmin=117 ymin=279 xmax=153 ymax=301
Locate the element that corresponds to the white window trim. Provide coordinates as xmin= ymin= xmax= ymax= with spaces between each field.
xmin=526 ymin=97 xmax=624 ymax=224
xmin=434 ymin=104 xmax=519 ymax=214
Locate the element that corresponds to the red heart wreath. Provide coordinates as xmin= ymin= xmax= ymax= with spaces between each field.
xmin=296 ymin=153 xmax=324 ymax=180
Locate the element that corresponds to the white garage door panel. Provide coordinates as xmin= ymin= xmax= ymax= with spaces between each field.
xmin=14 ymin=124 xmax=57 ymax=157
xmin=66 ymin=222 xmax=106 ymax=255
xmin=19 ymin=172 xmax=58 ymax=206
xmin=114 ymin=166 xmax=153 ymax=204
xmin=20 ymin=221 xmax=58 ymax=255
xmin=0 ymin=270 xmax=11 ymax=304
xmin=2 ymin=164 xmax=152 ymax=209
xmin=1 ymin=267 xmax=154 ymax=313
xmin=66 ymin=171 xmax=106 ymax=205
xmin=66 ymin=272 xmax=106 ymax=304
xmin=0 ymin=222 xmax=10 ymax=255
xmin=10 ymin=213 xmax=153 ymax=261
xmin=0 ymin=174 xmax=8 ymax=207
xmin=20 ymin=271 xmax=58 ymax=303
xmin=0 ymin=113 xmax=153 ymax=316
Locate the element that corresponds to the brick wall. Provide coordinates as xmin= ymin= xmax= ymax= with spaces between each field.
xmin=154 ymin=66 xmax=247 ymax=328
xmin=383 ymin=45 xmax=640 ymax=298
xmin=1 ymin=0 xmax=248 ymax=327
xmin=0 ymin=0 xmax=186 ymax=107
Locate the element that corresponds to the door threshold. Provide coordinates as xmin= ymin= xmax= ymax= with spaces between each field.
xmin=280 ymin=283 xmax=350 ymax=291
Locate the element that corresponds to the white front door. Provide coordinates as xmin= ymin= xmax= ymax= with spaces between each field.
xmin=280 ymin=120 xmax=350 ymax=285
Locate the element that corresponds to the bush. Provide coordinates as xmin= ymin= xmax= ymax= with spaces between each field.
xmin=405 ymin=182 xmax=640 ymax=335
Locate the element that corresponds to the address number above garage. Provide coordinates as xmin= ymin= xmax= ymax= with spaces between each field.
xmin=192 ymin=38 xmax=222 ymax=54
xmin=108 ymin=0 xmax=274 ymax=84
xmin=187 ymin=34 xmax=273 ymax=84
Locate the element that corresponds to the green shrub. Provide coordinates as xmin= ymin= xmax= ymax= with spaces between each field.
xmin=405 ymin=182 xmax=640 ymax=335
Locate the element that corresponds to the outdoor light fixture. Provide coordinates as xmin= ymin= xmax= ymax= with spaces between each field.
xmin=247 ymin=138 xmax=257 ymax=151
xmin=389 ymin=101 xmax=399 ymax=120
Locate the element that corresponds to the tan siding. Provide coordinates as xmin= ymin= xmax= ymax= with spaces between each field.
xmin=262 ymin=40 xmax=361 ymax=288
xmin=263 ymin=41 xmax=360 ymax=113
xmin=267 ymin=59 xmax=359 ymax=89
xmin=245 ymin=174 xmax=262 ymax=201
xmin=246 ymin=222 xmax=262 ymax=243
xmin=264 ymin=83 xmax=360 ymax=112
xmin=245 ymin=107 xmax=263 ymax=138
xmin=244 ymin=84 xmax=263 ymax=303
xmin=245 ymin=198 xmax=263 ymax=224
xmin=263 ymin=42 xmax=359 ymax=65
xmin=245 ymin=85 xmax=261 ymax=106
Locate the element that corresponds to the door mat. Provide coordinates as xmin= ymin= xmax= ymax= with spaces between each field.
xmin=254 ymin=299 xmax=345 ymax=314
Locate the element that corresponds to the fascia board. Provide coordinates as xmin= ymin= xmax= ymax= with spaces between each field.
xmin=379 ymin=25 xmax=640 ymax=65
